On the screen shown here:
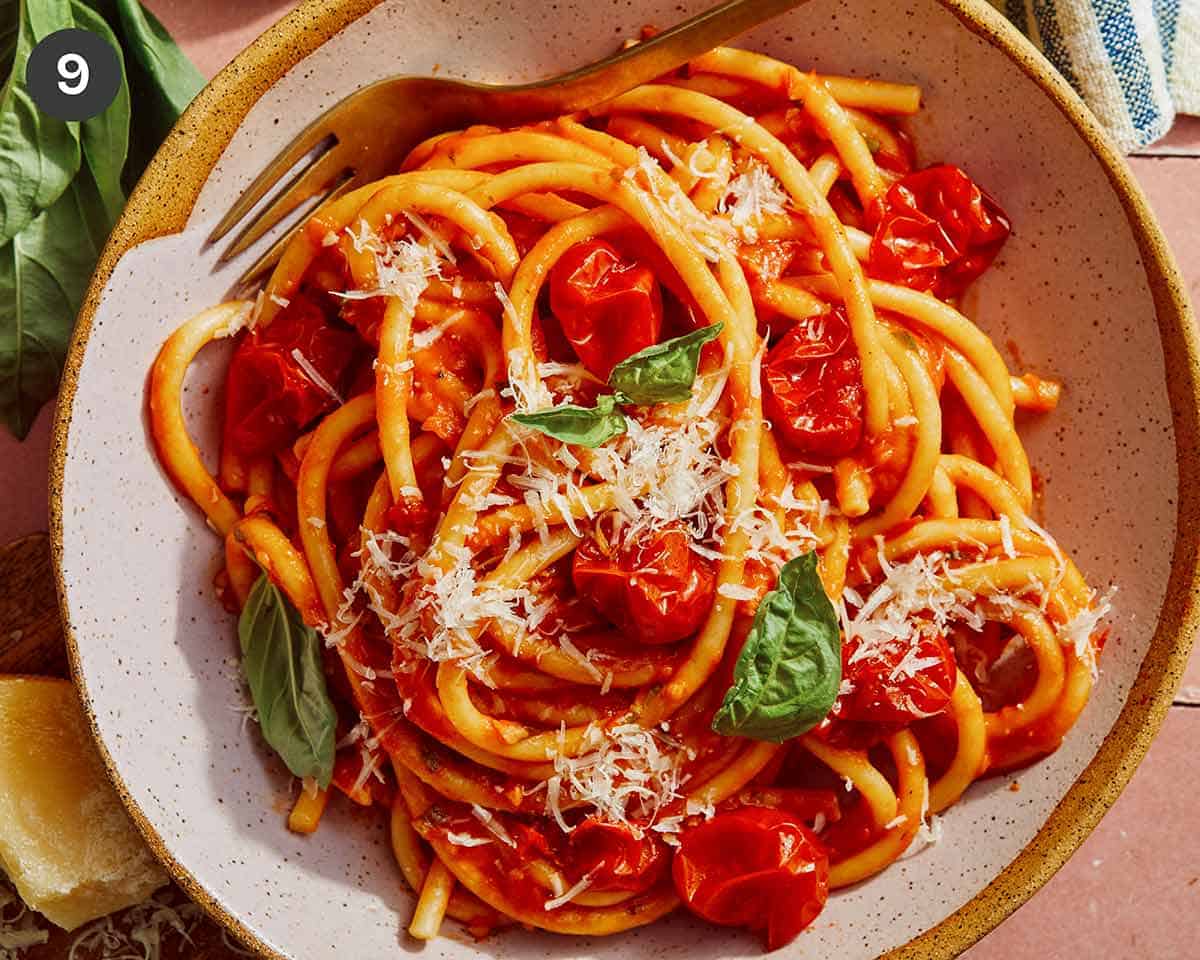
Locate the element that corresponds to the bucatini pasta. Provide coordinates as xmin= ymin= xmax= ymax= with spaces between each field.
xmin=148 ymin=42 xmax=1110 ymax=950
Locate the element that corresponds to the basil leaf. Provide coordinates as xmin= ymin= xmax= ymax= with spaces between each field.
xmin=73 ymin=1 xmax=129 ymax=222
xmin=85 ymin=0 xmax=203 ymax=187
xmin=0 ymin=0 xmax=80 ymax=246
xmin=0 ymin=3 xmax=18 ymax=82
xmin=510 ymin=392 xmax=628 ymax=447
xmin=711 ymin=552 xmax=841 ymax=743
xmin=0 ymin=0 xmax=198 ymax=437
xmin=0 ymin=166 xmax=108 ymax=437
xmin=238 ymin=574 xmax=336 ymax=788
xmin=608 ymin=321 xmax=723 ymax=404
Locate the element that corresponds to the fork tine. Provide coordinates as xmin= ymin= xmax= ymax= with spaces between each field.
xmin=207 ymin=121 xmax=337 ymax=246
xmin=216 ymin=149 xmax=353 ymax=264
xmin=232 ymin=176 xmax=361 ymax=291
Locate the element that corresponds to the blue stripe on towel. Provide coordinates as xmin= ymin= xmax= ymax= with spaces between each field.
xmin=1005 ymin=0 xmax=1030 ymax=36
xmin=1152 ymin=0 xmax=1180 ymax=76
xmin=1030 ymin=0 xmax=1082 ymax=87
xmin=1094 ymin=0 xmax=1162 ymax=132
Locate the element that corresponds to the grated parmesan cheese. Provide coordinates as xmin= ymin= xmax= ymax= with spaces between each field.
xmin=0 ymin=885 xmax=47 ymax=959
xmin=999 ymin=514 xmax=1016 ymax=558
xmin=1058 ymin=586 xmax=1115 ymax=679
xmin=66 ymin=891 xmax=205 ymax=960
xmin=290 ymin=348 xmax=343 ymax=404
xmin=471 ymin=804 xmax=517 ymax=847
xmin=334 ymin=220 xmax=444 ymax=314
xmin=404 ymin=210 xmax=457 ymax=264
xmin=543 ymin=723 xmax=687 ymax=830
xmin=623 ymin=146 xmax=735 ymax=262
xmin=718 ymin=161 xmax=789 ymax=242
xmin=717 ymin=582 xmax=758 ymax=601
xmin=446 ymin=832 xmax=494 ymax=848
xmin=543 ymin=872 xmax=594 ymax=911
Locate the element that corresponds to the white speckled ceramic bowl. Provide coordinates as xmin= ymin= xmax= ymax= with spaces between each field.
xmin=50 ymin=0 xmax=1200 ymax=958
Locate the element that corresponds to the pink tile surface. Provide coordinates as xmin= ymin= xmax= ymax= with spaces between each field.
xmin=141 ymin=0 xmax=299 ymax=79
xmin=0 ymin=6 xmax=1195 ymax=954
xmin=965 ymin=708 xmax=1200 ymax=958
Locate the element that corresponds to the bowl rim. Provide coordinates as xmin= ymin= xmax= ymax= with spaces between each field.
xmin=48 ymin=0 xmax=1200 ymax=956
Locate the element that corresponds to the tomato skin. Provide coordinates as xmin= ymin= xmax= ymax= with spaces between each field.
xmin=548 ymin=239 xmax=663 ymax=379
xmin=738 ymin=240 xmax=802 ymax=286
xmin=763 ymin=308 xmax=864 ymax=458
xmin=572 ymin=524 xmax=716 ymax=646
xmin=567 ymin=819 xmax=669 ymax=893
xmin=672 ymin=807 xmax=829 ymax=950
xmin=224 ymin=294 xmax=358 ymax=457
xmin=868 ymin=164 xmax=1011 ymax=298
xmin=834 ymin=631 xmax=957 ymax=725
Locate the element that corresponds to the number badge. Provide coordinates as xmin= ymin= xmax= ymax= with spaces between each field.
xmin=25 ymin=28 xmax=122 ymax=122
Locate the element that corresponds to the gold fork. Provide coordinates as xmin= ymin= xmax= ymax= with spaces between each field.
xmin=208 ymin=0 xmax=808 ymax=287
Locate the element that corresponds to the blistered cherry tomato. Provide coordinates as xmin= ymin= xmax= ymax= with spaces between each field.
xmin=224 ymin=294 xmax=357 ymax=457
xmin=868 ymin=163 xmax=1010 ymax=298
xmin=738 ymin=240 xmax=803 ymax=286
xmin=568 ymin=819 xmax=669 ymax=893
xmin=834 ymin=631 xmax=957 ymax=725
xmin=572 ymin=523 xmax=715 ymax=646
xmin=763 ymin=308 xmax=864 ymax=458
xmin=673 ymin=807 xmax=829 ymax=950
xmin=549 ymin=239 xmax=663 ymax=379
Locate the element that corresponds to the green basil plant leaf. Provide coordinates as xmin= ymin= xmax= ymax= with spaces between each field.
xmin=0 ymin=0 xmax=201 ymax=438
xmin=510 ymin=392 xmax=628 ymax=447
xmin=73 ymin=0 xmax=129 ymax=222
xmin=0 ymin=0 xmax=80 ymax=246
xmin=0 ymin=166 xmax=107 ymax=437
xmin=712 ymin=552 xmax=842 ymax=743
xmin=84 ymin=0 xmax=203 ymax=187
xmin=238 ymin=574 xmax=337 ymax=788
xmin=608 ymin=321 xmax=723 ymax=405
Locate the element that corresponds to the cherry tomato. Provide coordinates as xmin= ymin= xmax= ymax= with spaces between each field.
xmin=834 ymin=631 xmax=957 ymax=725
xmin=868 ymin=164 xmax=1011 ymax=298
xmin=763 ymin=308 xmax=864 ymax=458
xmin=224 ymin=294 xmax=358 ymax=457
xmin=567 ymin=819 xmax=669 ymax=893
xmin=738 ymin=240 xmax=802 ymax=286
xmin=673 ymin=807 xmax=829 ymax=950
xmin=549 ymin=239 xmax=663 ymax=379
xmin=572 ymin=523 xmax=716 ymax=646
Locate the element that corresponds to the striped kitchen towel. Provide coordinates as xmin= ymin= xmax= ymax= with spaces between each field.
xmin=996 ymin=0 xmax=1199 ymax=150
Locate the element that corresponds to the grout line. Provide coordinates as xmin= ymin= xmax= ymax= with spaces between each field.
xmin=1129 ymin=150 xmax=1200 ymax=160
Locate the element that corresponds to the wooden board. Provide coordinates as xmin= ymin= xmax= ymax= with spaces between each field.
xmin=0 ymin=534 xmax=243 ymax=959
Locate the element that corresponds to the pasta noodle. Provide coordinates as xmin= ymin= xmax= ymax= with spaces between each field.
xmin=148 ymin=42 xmax=1111 ymax=949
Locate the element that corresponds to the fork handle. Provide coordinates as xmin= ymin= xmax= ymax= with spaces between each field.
xmin=494 ymin=0 xmax=809 ymax=120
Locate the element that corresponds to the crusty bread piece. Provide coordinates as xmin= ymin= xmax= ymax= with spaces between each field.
xmin=0 ymin=676 xmax=167 ymax=929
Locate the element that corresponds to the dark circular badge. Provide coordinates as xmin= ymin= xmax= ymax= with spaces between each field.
xmin=25 ymin=28 xmax=122 ymax=122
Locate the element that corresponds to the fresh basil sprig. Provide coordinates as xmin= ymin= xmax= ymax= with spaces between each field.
xmin=609 ymin=321 xmax=723 ymax=404
xmin=510 ymin=322 xmax=724 ymax=446
xmin=0 ymin=0 xmax=202 ymax=438
xmin=510 ymin=392 xmax=627 ymax=447
xmin=238 ymin=574 xmax=337 ymax=788
xmin=712 ymin=552 xmax=842 ymax=743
